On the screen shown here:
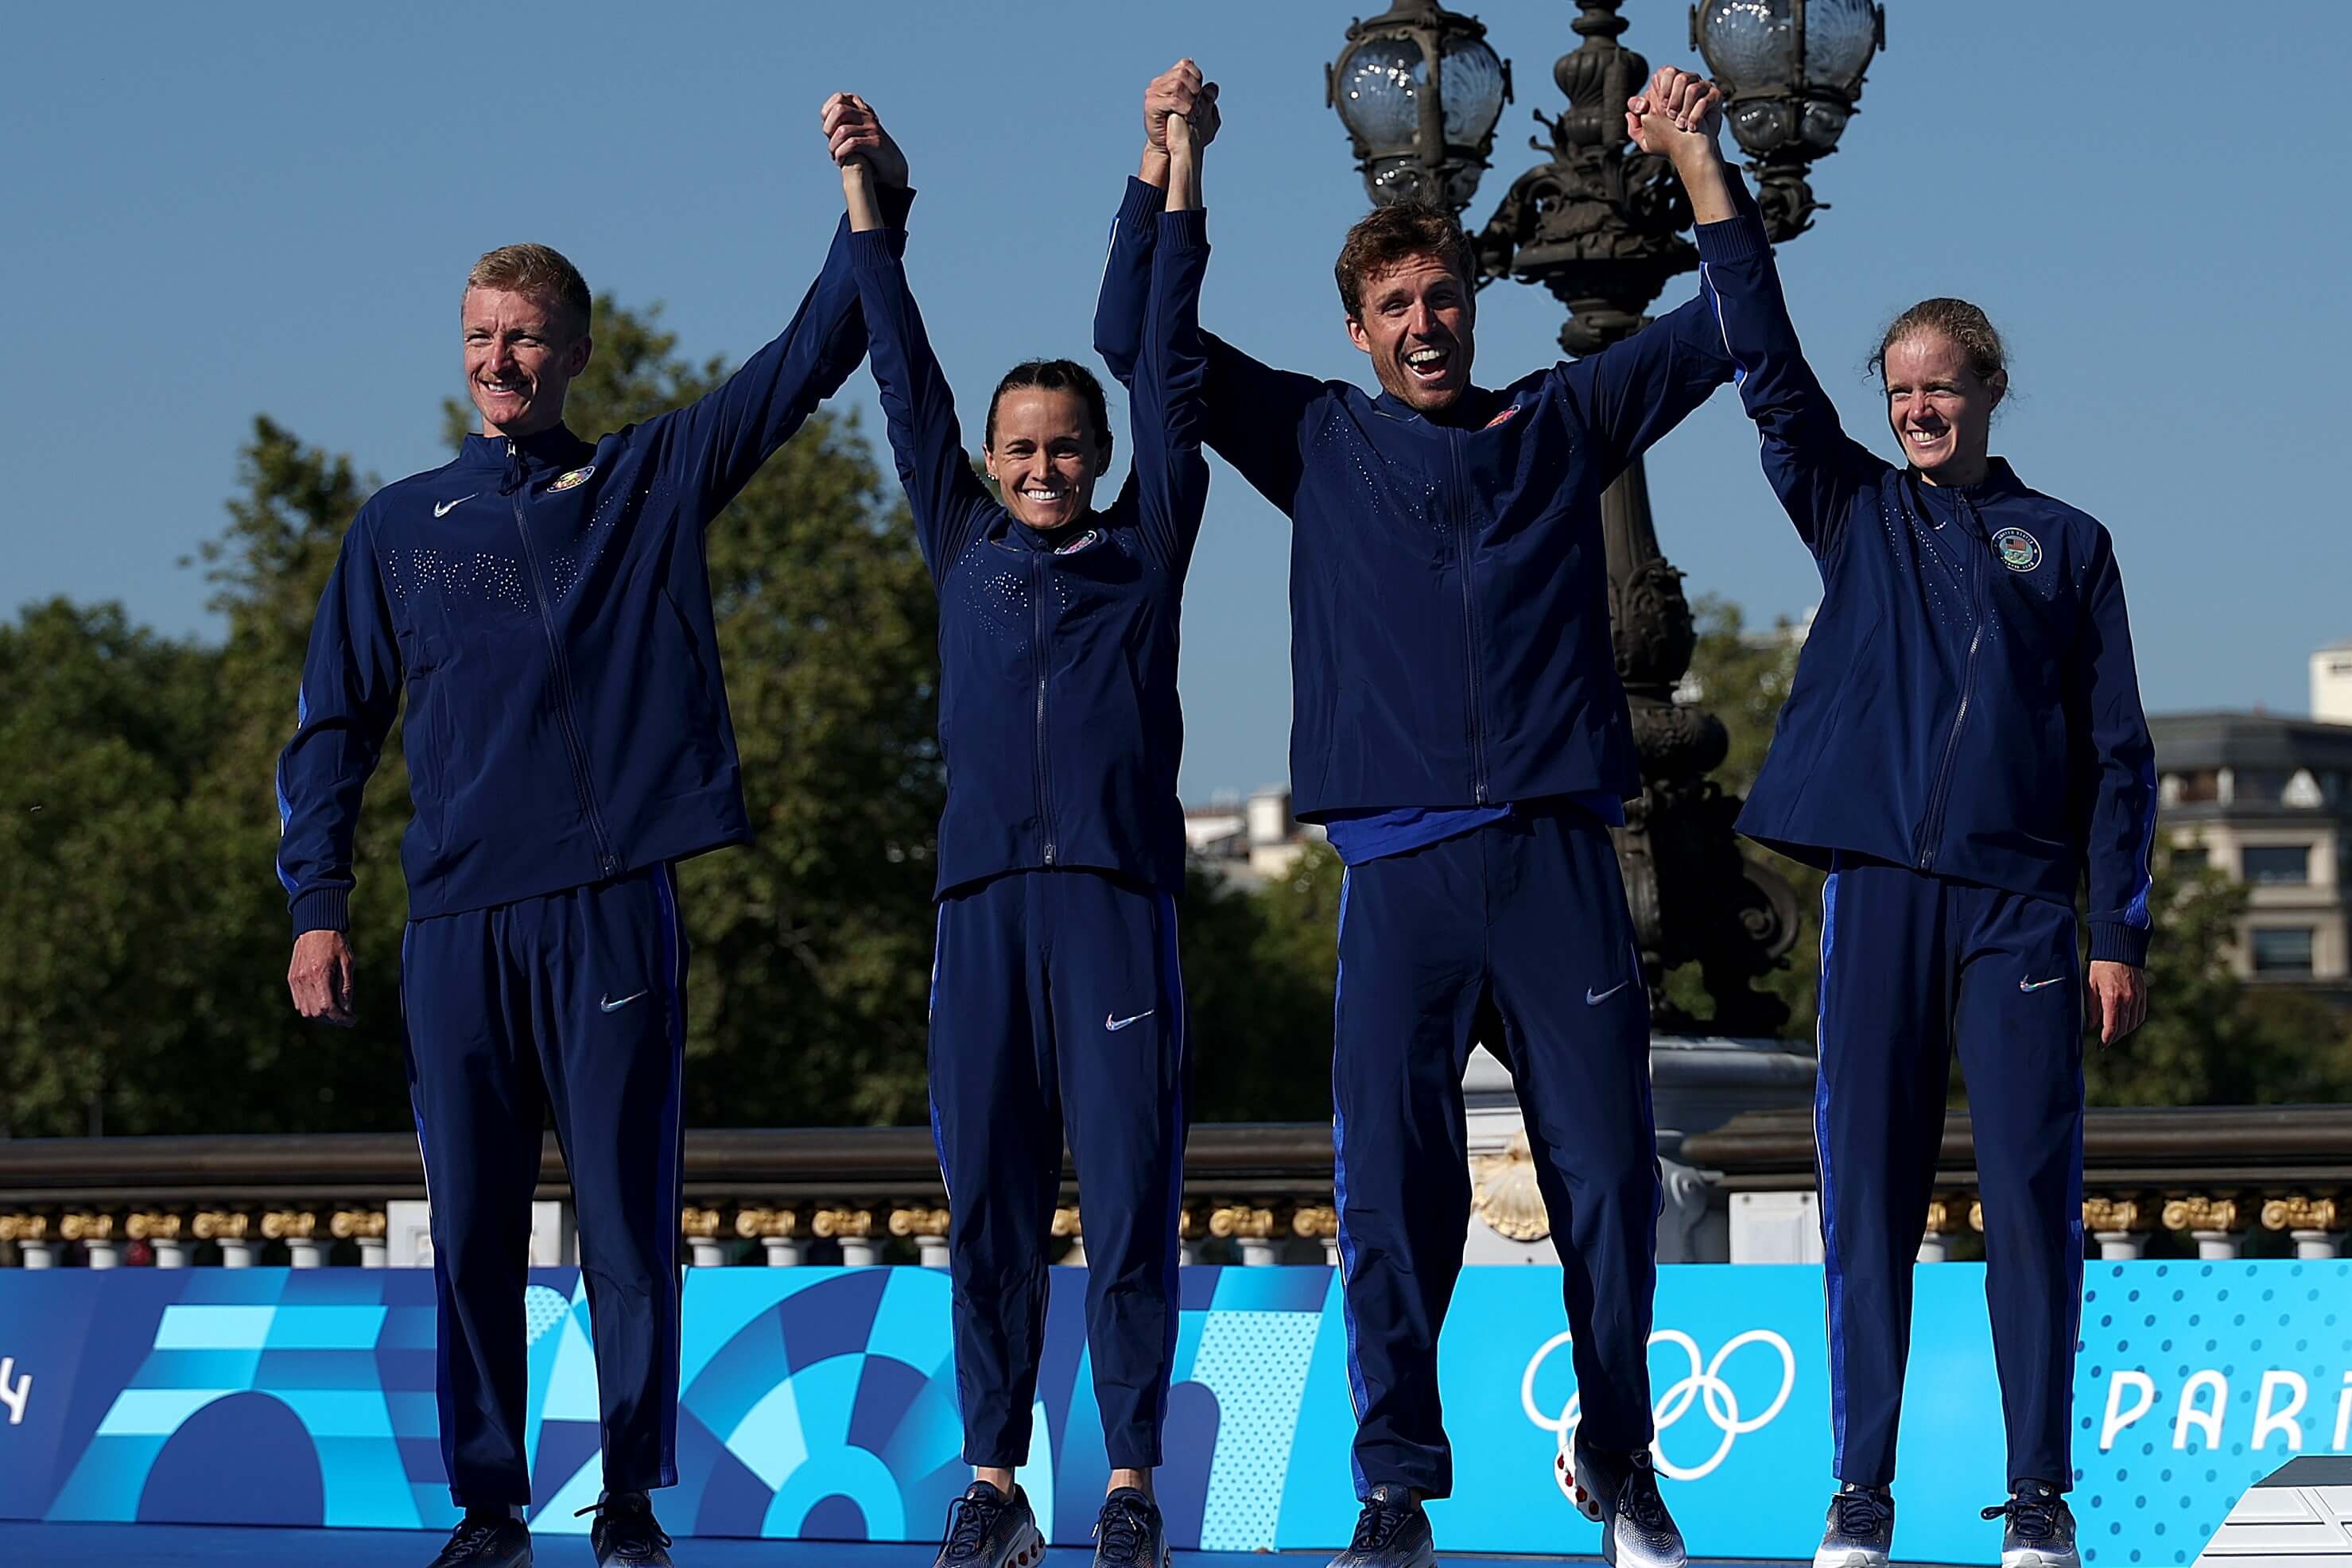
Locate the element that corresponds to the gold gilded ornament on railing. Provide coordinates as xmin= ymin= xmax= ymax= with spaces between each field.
xmin=192 ymin=1211 xmax=250 ymax=1241
xmin=59 ymin=1213 xmax=115 ymax=1242
xmin=734 ymin=1207 xmax=802 ymax=1240
xmin=262 ymin=1210 xmax=317 ymax=1241
xmin=1291 ymin=1205 xmax=1341 ymax=1241
xmin=1209 ymin=1205 xmax=1276 ymax=1241
xmin=812 ymin=1207 xmax=873 ymax=1240
xmin=1050 ymin=1206 xmax=1084 ymax=1240
xmin=2162 ymin=1195 xmax=2242 ymax=1233
xmin=888 ymin=1207 xmax=950 ymax=1239
xmin=2261 ymin=1195 xmax=2342 ymax=1232
xmin=0 ymin=1215 xmax=50 ymax=1244
xmin=1471 ymin=1131 xmax=1550 ymax=1243
xmin=126 ymin=1212 xmax=184 ymax=1242
xmin=1922 ymin=1195 xmax=1962 ymax=1236
xmin=330 ymin=1209 xmax=387 ymax=1240
xmin=679 ymin=1207 xmax=724 ymax=1239
xmin=2082 ymin=1195 xmax=2154 ymax=1233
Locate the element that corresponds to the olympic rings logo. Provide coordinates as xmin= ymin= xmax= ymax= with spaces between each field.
xmin=1519 ymin=1328 xmax=1797 ymax=1483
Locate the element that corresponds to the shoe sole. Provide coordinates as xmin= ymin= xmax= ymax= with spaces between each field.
xmin=1814 ymin=1551 xmax=1890 ymax=1568
xmin=2004 ymin=1554 xmax=2078 ymax=1568
xmin=1004 ymin=1522 xmax=1046 ymax=1568
xmin=1322 ymin=1542 xmax=1434 ymax=1568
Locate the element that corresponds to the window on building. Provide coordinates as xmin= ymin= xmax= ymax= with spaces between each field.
xmin=2251 ymin=927 xmax=2316 ymax=974
xmin=2174 ymin=770 xmax=2222 ymax=804
xmin=2285 ymin=770 xmax=2324 ymax=808
xmin=2242 ymin=845 xmax=2312 ymax=884
xmin=2170 ymin=844 xmax=2210 ymax=874
xmin=2238 ymin=770 xmax=2289 ymax=804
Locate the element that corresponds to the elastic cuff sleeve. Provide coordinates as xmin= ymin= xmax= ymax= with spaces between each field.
xmin=2088 ymin=921 xmax=2150 ymax=968
xmin=1694 ymin=198 xmax=1769 ymax=267
xmin=1120 ymin=174 xmax=1168 ymax=226
xmin=291 ymin=887 xmax=351 ymax=937
xmin=1159 ymin=208 xmax=1209 ymax=251
xmin=879 ymin=181 xmax=917 ymax=229
xmin=848 ymin=227 xmax=904 ymax=270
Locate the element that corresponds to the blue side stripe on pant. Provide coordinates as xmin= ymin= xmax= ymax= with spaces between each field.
xmin=1328 ymin=871 xmax=1371 ymax=1499
xmin=927 ymin=903 xmax=953 ymax=1197
xmin=650 ymin=864 xmax=687 ymax=1476
xmin=1814 ymin=870 xmax=1849 ymax=1475
xmin=1155 ymin=891 xmax=1188 ymax=1439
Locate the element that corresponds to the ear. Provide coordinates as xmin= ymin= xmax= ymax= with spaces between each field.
xmin=1095 ymin=429 xmax=1116 ymax=472
xmin=564 ymin=333 xmax=594 ymax=377
xmin=1345 ymin=314 xmax=1372 ymax=356
xmin=1986 ymin=369 xmax=2008 ymax=412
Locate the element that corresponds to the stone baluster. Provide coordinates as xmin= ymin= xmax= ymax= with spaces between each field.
xmin=1211 ymin=1205 xmax=1280 ymax=1267
xmin=1052 ymin=1206 xmax=1087 ymax=1267
xmin=62 ymin=1213 xmax=120 ymax=1270
xmin=1177 ymin=1206 xmax=1203 ymax=1267
xmin=0 ymin=1215 xmax=57 ymax=1269
xmin=1292 ymin=1205 xmax=1342 ymax=1267
xmin=2261 ymin=1196 xmax=2346 ymax=1259
xmin=2164 ymin=1196 xmax=2245 ymax=1259
xmin=815 ymin=1207 xmax=880 ymax=1267
xmin=196 ymin=1211 xmax=257 ymax=1267
xmin=737 ymin=1208 xmax=804 ymax=1267
xmin=332 ymin=1209 xmax=390 ymax=1267
xmin=266 ymin=1210 xmax=325 ymax=1267
xmin=1916 ymin=1195 xmax=1962 ymax=1263
xmin=128 ymin=1212 xmax=190 ymax=1268
xmin=889 ymin=1207 xmax=952 ymax=1269
xmin=681 ymin=1207 xmax=728 ymax=1269
xmin=2082 ymin=1196 xmax=2154 ymax=1260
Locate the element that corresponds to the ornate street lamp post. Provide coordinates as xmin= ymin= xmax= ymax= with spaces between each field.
xmin=1326 ymin=0 xmax=1884 ymax=1033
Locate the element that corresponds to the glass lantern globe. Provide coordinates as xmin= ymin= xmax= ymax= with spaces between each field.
xmin=1694 ymin=0 xmax=1882 ymax=160
xmin=1335 ymin=34 xmax=1426 ymax=158
xmin=1329 ymin=1 xmax=1510 ymax=212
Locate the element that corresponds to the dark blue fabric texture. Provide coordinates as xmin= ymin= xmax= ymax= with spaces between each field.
xmin=1328 ymin=805 xmax=1656 ymax=1499
xmin=1095 ymin=177 xmax=1774 ymax=825
xmin=1812 ymin=856 xmax=2084 ymax=1491
xmin=1701 ymin=212 xmax=2157 ymax=967
xmin=856 ymin=208 xmax=1209 ymax=898
xmin=399 ymin=864 xmax=688 ymax=1506
xmin=926 ymin=868 xmax=1190 ymax=1470
xmin=276 ymin=194 xmax=912 ymax=936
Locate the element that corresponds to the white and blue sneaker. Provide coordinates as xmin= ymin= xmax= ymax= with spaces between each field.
xmin=1570 ymin=1445 xmax=1688 ymax=1568
xmin=1983 ymin=1481 xmax=2078 ymax=1568
xmin=1814 ymin=1483 xmax=1894 ymax=1568
xmin=1092 ymin=1486 xmax=1170 ymax=1567
xmin=1324 ymin=1484 xmax=1437 ymax=1568
xmin=934 ymin=1480 xmax=1046 ymax=1568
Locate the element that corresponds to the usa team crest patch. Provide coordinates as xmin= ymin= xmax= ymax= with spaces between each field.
xmin=548 ymin=465 xmax=595 ymax=492
xmin=1993 ymin=526 xmax=2041 ymax=572
xmin=1484 ymin=402 xmax=1523 ymax=430
xmin=1054 ymin=528 xmax=1101 ymax=556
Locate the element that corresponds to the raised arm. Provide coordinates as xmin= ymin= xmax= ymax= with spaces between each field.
xmin=277 ymin=510 xmax=402 ymax=1023
xmin=647 ymin=95 xmax=913 ymax=522
xmin=1096 ymin=62 xmax=1322 ymax=516
xmin=1125 ymin=99 xmax=1213 ymax=572
xmin=839 ymin=105 xmax=994 ymax=582
xmin=2070 ymin=527 xmax=2156 ymax=1037
xmin=1620 ymin=68 xmax=1884 ymax=556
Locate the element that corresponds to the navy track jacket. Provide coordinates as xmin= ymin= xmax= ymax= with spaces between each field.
xmin=1703 ymin=217 xmax=2158 ymax=966
xmin=853 ymin=208 xmax=1210 ymax=898
xmin=1095 ymin=178 xmax=1769 ymax=821
xmin=276 ymin=200 xmax=910 ymax=936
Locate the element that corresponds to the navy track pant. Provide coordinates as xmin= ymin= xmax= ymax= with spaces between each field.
xmin=401 ymin=864 xmax=686 ymax=1507
xmin=1333 ymin=805 xmax=1656 ymax=1499
xmin=1814 ymin=856 xmax=2084 ymax=1492
xmin=928 ymin=867 xmax=1188 ymax=1471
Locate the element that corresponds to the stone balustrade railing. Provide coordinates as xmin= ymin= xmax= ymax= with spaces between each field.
xmin=2 ymin=1108 xmax=2347 ymax=1267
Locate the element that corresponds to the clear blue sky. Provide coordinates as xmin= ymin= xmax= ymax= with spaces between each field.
xmin=6 ymin=2 xmax=2346 ymax=800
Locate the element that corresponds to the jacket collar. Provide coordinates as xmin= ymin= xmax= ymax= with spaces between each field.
xmin=1905 ymin=456 xmax=2025 ymax=537
xmin=456 ymin=425 xmax=594 ymax=475
xmin=1370 ymin=383 xmax=1505 ymax=430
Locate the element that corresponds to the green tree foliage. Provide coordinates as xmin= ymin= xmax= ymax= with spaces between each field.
xmin=1176 ymin=845 xmax=1345 ymax=1124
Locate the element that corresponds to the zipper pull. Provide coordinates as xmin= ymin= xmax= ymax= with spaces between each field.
xmin=500 ymin=437 xmax=525 ymax=496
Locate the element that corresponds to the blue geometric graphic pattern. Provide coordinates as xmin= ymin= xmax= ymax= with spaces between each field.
xmin=0 ymin=1260 xmax=2326 ymax=1562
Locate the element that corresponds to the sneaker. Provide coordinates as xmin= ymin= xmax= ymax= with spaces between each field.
xmin=934 ymin=1480 xmax=1046 ymax=1568
xmin=1093 ymin=1486 xmax=1170 ymax=1567
xmin=1323 ymin=1484 xmax=1436 ymax=1568
xmin=1814 ymin=1484 xmax=1894 ymax=1568
xmin=576 ymin=1492 xmax=673 ymax=1566
xmin=1570 ymin=1445 xmax=1687 ymax=1568
xmin=1982 ymin=1481 xmax=2078 ymax=1568
xmin=425 ymin=1512 xmax=532 ymax=1567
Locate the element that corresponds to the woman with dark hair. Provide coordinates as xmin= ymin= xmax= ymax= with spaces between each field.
xmin=1644 ymin=70 xmax=2156 ymax=1568
xmin=828 ymin=81 xmax=1213 ymax=1568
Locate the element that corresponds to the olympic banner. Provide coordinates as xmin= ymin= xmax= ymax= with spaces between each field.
xmin=0 ymin=1260 xmax=2331 ymax=1563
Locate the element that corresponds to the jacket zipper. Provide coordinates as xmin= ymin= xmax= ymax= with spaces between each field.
xmin=1449 ymin=429 xmax=1489 ymax=805
xmin=506 ymin=441 xmax=620 ymax=878
xmin=1030 ymin=549 xmax=1056 ymax=866
xmin=1915 ymin=491 xmax=1985 ymax=872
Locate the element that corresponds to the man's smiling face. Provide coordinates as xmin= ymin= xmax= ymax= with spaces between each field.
xmin=462 ymin=288 xmax=592 ymax=438
xmin=1347 ymin=251 xmax=1476 ymax=413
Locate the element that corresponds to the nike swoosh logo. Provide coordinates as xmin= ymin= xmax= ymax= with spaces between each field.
xmin=433 ymin=493 xmax=478 ymax=517
xmin=1585 ymin=980 xmax=1631 ymax=1006
xmin=2019 ymin=976 xmax=2067 ymax=992
xmin=600 ymin=990 xmax=650 ymax=1013
xmin=1104 ymin=1010 xmax=1155 ymax=1031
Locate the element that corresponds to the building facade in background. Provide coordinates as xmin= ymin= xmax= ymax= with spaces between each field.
xmin=1182 ymin=786 xmax=1324 ymax=890
xmin=2152 ymin=639 xmax=2352 ymax=996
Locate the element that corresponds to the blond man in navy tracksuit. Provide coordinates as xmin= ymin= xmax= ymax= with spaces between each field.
xmin=278 ymin=100 xmax=914 ymax=1568
xmin=1681 ymin=61 xmax=2156 ymax=1568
